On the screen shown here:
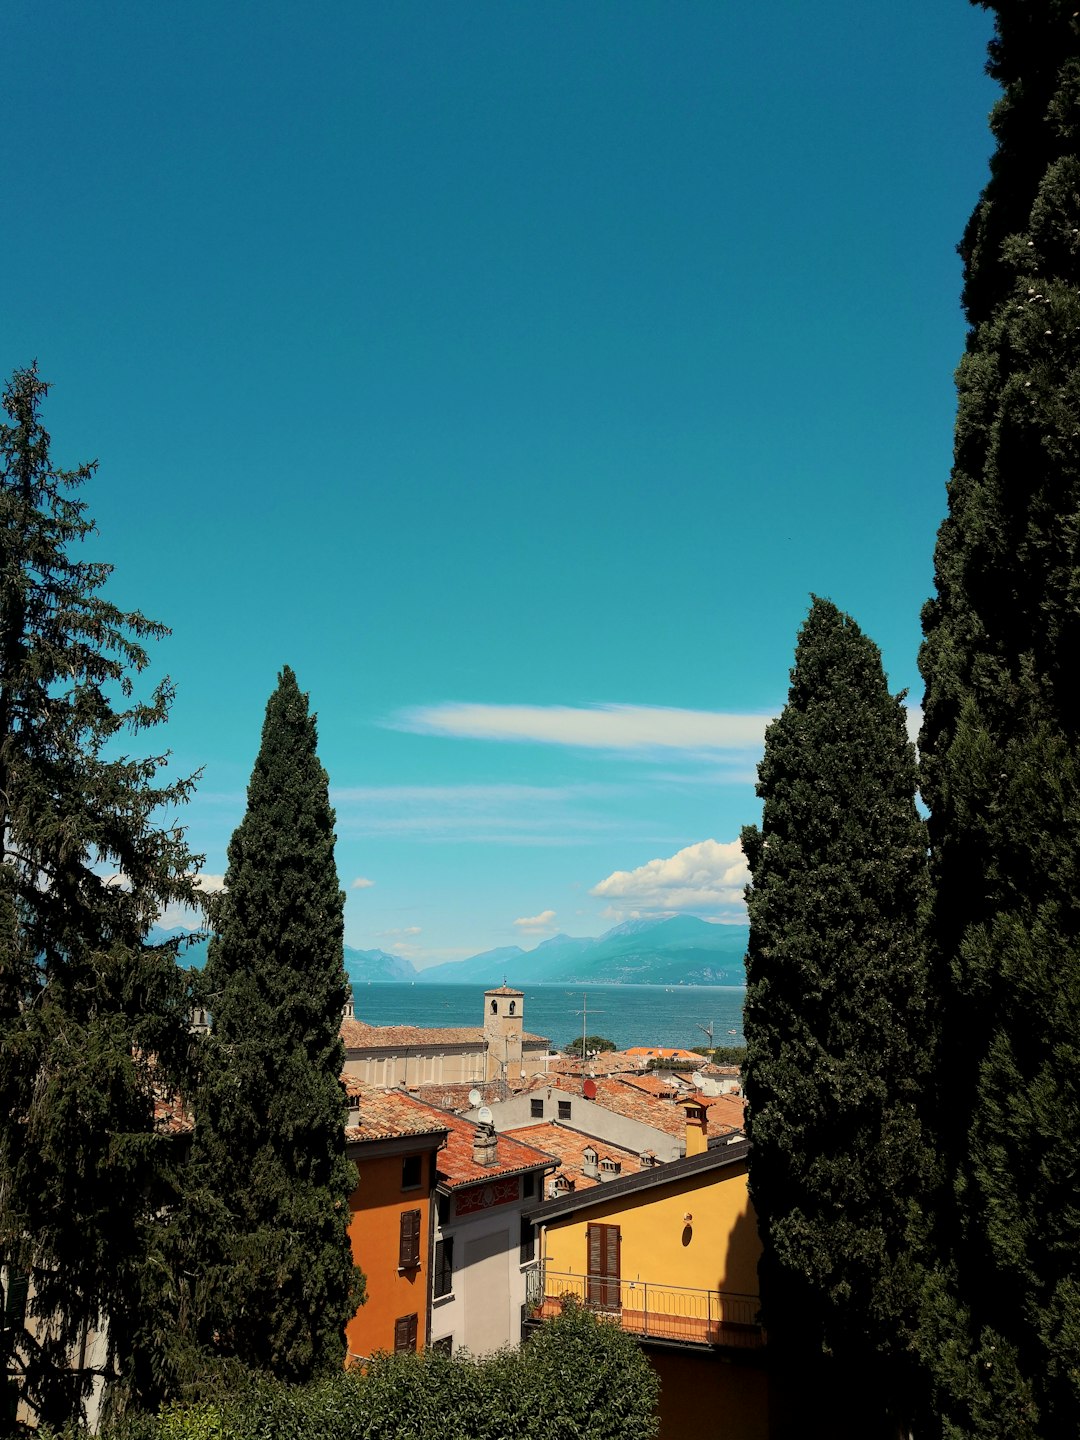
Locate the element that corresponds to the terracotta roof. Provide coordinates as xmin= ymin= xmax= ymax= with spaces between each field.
xmin=409 ymin=1081 xmax=509 ymax=1112
xmin=525 ymin=1136 xmax=752 ymax=1223
xmin=699 ymin=1093 xmax=746 ymax=1133
xmin=374 ymin=1096 xmax=553 ymax=1189
xmin=581 ymin=1076 xmax=688 ymax=1138
xmin=341 ymin=1018 xmax=549 ymax=1050
xmin=342 ymin=1083 xmax=451 ymax=1144
xmin=509 ymin=1122 xmax=646 ymax=1194
xmin=622 ymin=1047 xmax=708 ymax=1062
xmin=484 ymin=985 xmax=524 ymax=996
xmin=153 ymin=1091 xmax=193 ymax=1136
xmin=616 ymin=1072 xmax=687 ymax=1099
xmin=547 ymin=1051 xmax=643 ymax=1077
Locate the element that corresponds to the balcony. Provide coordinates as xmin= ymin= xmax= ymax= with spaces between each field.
xmin=526 ymin=1267 xmax=764 ymax=1351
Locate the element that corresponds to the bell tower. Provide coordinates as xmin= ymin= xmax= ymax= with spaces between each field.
xmin=483 ymin=985 xmax=524 ymax=1082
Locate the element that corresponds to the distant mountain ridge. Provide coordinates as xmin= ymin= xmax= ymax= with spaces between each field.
xmin=414 ymin=914 xmax=748 ymax=987
xmin=152 ymin=915 xmax=749 ymax=987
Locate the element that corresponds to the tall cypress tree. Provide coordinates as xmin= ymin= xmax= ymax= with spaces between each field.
xmin=0 ymin=364 xmax=202 ymax=1425
xmin=742 ymin=597 xmax=930 ymax=1437
xmin=918 ymin=5 xmax=1080 ymax=1433
xmin=194 ymin=667 xmax=363 ymax=1383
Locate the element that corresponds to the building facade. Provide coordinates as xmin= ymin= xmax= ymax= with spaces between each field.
xmin=342 ymin=987 xmax=550 ymax=1088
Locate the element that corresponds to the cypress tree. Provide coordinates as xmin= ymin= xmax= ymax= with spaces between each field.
xmin=0 ymin=364 xmax=202 ymax=1425
xmin=742 ymin=597 xmax=930 ymax=1437
xmin=194 ymin=667 xmax=363 ymax=1382
xmin=918 ymin=5 xmax=1080 ymax=1433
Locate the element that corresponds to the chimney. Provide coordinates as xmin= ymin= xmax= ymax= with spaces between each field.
xmin=473 ymin=1121 xmax=498 ymax=1167
xmin=679 ymin=1097 xmax=709 ymax=1157
xmin=582 ymin=1146 xmax=599 ymax=1180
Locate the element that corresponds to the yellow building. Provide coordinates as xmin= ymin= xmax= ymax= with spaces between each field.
xmin=524 ymin=1118 xmax=768 ymax=1440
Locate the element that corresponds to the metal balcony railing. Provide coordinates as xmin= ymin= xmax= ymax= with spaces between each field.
xmin=526 ymin=1267 xmax=764 ymax=1350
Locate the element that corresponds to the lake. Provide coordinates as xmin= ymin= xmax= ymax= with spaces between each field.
xmin=349 ymin=981 xmax=747 ymax=1053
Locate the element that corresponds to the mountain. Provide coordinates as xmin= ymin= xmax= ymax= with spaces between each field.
xmin=343 ymin=946 xmax=417 ymax=984
xmin=414 ymin=916 xmax=748 ymax=987
xmin=158 ymin=916 xmax=749 ymax=988
xmin=413 ymin=944 xmax=525 ymax=986
xmin=148 ymin=924 xmax=209 ymax=968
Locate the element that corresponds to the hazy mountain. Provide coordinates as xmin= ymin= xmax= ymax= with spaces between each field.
xmin=148 ymin=925 xmax=209 ymax=968
xmin=343 ymin=946 xmax=417 ymax=984
xmin=158 ymin=916 xmax=749 ymax=988
xmin=415 ymin=916 xmax=748 ymax=987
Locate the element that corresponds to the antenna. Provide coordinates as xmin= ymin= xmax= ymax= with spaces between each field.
xmin=468 ymin=1088 xmax=482 ymax=1108
xmin=696 ymin=1020 xmax=715 ymax=1049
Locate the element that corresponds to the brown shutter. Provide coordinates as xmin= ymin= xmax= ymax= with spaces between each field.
xmin=399 ymin=1208 xmax=421 ymax=1268
xmin=394 ymin=1313 xmax=418 ymax=1352
xmin=586 ymin=1223 xmax=620 ymax=1309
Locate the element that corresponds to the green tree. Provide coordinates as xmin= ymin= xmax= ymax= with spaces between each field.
xmin=193 ymin=667 xmax=363 ymax=1383
xmin=562 ymin=1035 xmax=616 ymax=1057
xmin=918 ymin=6 xmax=1080 ymax=1434
xmin=742 ymin=597 xmax=930 ymax=1437
xmin=0 ymin=364 xmax=202 ymax=1425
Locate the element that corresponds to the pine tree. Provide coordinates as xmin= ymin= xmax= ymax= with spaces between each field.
xmin=0 ymin=364 xmax=202 ymax=1425
xmin=193 ymin=667 xmax=363 ymax=1382
xmin=742 ymin=597 xmax=930 ymax=1436
xmin=918 ymin=6 xmax=1080 ymax=1433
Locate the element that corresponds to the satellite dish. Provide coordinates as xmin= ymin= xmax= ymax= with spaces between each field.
xmin=477 ymin=1105 xmax=494 ymax=1125
xmin=691 ymin=1071 xmax=705 ymax=1088
xmin=468 ymin=1088 xmax=482 ymax=1108
xmin=583 ymin=1079 xmax=597 ymax=1100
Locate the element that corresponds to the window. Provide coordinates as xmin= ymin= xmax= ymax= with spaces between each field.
xmin=437 ymin=1193 xmax=451 ymax=1227
xmin=521 ymin=1171 xmax=535 ymax=1199
xmin=520 ymin=1215 xmax=535 ymax=1264
xmin=402 ymin=1154 xmax=423 ymax=1190
xmin=557 ymin=1100 xmax=571 ymax=1121
xmin=491 ymin=999 xmax=497 ymax=1014
xmin=509 ymin=1000 xmax=515 ymax=1014
xmin=399 ymin=1208 xmax=421 ymax=1269
xmin=530 ymin=1098 xmax=543 ymax=1119
xmin=434 ymin=1237 xmax=454 ymax=1298
xmin=431 ymin=1335 xmax=453 ymax=1355
xmin=394 ymin=1314 xmax=418 ymax=1353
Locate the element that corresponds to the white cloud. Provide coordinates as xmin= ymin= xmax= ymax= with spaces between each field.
xmin=905 ymin=705 xmax=922 ymax=745
xmin=330 ymin=782 xmax=668 ymax=847
xmin=590 ymin=839 xmax=749 ymax=920
xmin=514 ymin=909 xmax=557 ymax=933
xmin=193 ymin=873 xmax=226 ymax=893
xmin=351 ymin=875 xmax=375 ymax=889
xmin=379 ymin=926 xmax=422 ymax=939
xmin=391 ymin=703 xmax=772 ymax=752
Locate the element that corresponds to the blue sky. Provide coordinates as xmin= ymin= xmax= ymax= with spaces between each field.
xmin=6 ymin=2 xmax=997 ymax=965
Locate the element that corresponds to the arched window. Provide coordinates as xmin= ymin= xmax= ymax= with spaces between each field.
xmin=508 ymin=1000 xmax=516 ymax=1015
xmin=490 ymin=999 xmax=497 ymax=1014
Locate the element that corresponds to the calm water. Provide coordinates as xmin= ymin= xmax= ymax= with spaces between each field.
xmin=349 ymin=982 xmax=746 ymax=1053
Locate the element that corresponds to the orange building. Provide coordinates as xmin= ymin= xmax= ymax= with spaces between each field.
xmin=343 ymin=1085 xmax=449 ymax=1360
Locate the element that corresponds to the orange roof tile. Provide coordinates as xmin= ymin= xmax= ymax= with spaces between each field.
xmin=341 ymin=1018 xmax=549 ymax=1049
xmin=342 ymin=1083 xmax=451 ymax=1144
xmin=546 ymin=1051 xmax=643 ymax=1077
xmin=699 ymin=1093 xmax=747 ymax=1133
xmin=509 ymin=1122 xmax=646 ymax=1193
xmin=377 ymin=1096 xmax=554 ymax=1189
xmin=622 ymin=1047 xmax=708 ymax=1061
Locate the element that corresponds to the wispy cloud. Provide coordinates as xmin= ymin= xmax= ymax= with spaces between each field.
xmin=514 ymin=909 xmax=557 ymax=933
xmin=330 ymin=782 xmax=667 ymax=846
xmin=351 ymin=875 xmax=375 ymax=889
xmin=590 ymin=839 xmax=749 ymax=921
xmin=390 ymin=702 xmax=773 ymax=753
